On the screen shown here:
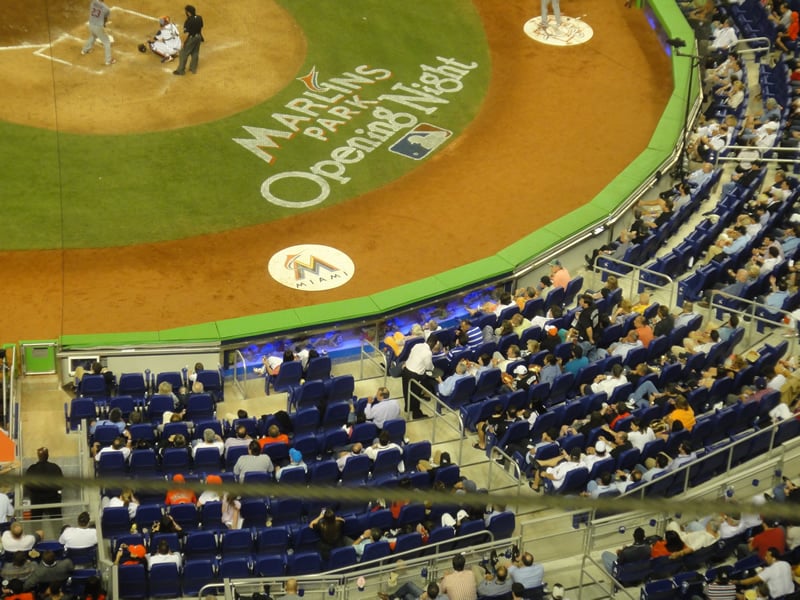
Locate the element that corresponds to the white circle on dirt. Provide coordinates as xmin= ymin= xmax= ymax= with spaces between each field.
xmin=523 ymin=16 xmax=594 ymax=46
xmin=268 ymin=244 xmax=355 ymax=291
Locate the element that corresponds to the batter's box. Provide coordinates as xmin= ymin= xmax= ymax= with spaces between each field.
xmin=37 ymin=6 xmax=158 ymax=71
xmin=389 ymin=123 xmax=453 ymax=160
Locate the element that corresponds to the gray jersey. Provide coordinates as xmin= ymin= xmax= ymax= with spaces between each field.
xmin=88 ymin=0 xmax=110 ymax=28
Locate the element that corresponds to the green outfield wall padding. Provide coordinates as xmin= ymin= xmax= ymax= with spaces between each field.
xmin=292 ymin=298 xmax=383 ymax=329
xmin=496 ymin=229 xmax=565 ymax=267
xmin=59 ymin=0 xmax=692 ymax=353
xmin=370 ymin=277 xmax=450 ymax=313
xmin=158 ymin=323 xmax=222 ymax=344
xmin=216 ymin=309 xmax=305 ymax=342
xmin=434 ymin=256 xmax=515 ymax=291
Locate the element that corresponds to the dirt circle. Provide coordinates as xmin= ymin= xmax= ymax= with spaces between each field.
xmin=0 ymin=0 xmax=306 ymax=134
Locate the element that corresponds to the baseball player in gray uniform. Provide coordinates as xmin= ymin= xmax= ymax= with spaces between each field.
xmin=541 ymin=0 xmax=562 ymax=30
xmin=81 ymin=0 xmax=116 ymax=65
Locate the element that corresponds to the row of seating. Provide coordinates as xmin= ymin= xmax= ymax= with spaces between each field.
xmin=612 ymin=531 xmax=762 ymax=589
xmin=78 ymin=369 xmax=224 ymax=402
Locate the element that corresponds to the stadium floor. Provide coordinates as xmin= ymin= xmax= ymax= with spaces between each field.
xmin=0 ymin=0 xmax=671 ymax=341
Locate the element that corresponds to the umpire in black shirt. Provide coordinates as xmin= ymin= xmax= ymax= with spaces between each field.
xmin=174 ymin=4 xmax=204 ymax=75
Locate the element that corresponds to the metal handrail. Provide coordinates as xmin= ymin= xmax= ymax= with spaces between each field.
xmin=192 ymin=529 xmax=514 ymax=600
xmin=487 ymin=444 xmax=524 ymax=514
xmin=359 ymin=339 xmax=388 ymax=385
xmin=409 ymin=379 xmax=467 ymax=465
xmin=621 ymin=419 xmax=785 ymax=500
xmin=706 ymin=288 xmax=799 ymax=351
xmin=232 ymin=349 xmax=247 ymax=400
xmin=591 ymin=255 xmax=677 ymax=308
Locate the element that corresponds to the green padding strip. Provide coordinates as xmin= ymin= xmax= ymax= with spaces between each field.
xmin=650 ymin=96 xmax=687 ymax=150
xmin=293 ymin=298 xmax=382 ymax=328
xmin=435 ymin=256 xmax=515 ymax=291
xmin=542 ymin=206 xmax=610 ymax=240
xmin=158 ymin=323 xmax=221 ymax=344
xmin=497 ymin=229 xmax=564 ymax=266
xmin=371 ymin=277 xmax=447 ymax=313
xmin=19 ymin=339 xmax=58 ymax=346
xmin=61 ymin=332 xmax=161 ymax=348
xmin=216 ymin=309 xmax=304 ymax=342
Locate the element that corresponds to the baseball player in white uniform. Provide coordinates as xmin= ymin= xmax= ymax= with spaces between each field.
xmin=149 ymin=16 xmax=182 ymax=62
xmin=81 ymin=0 xmax=115 ymax=65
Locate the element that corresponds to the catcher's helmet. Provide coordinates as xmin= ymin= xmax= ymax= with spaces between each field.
xmin=138 ymin=43 xmax=147 ymax=53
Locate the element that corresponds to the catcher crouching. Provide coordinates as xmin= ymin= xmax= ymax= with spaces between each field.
xmin=144 ymin=16 xmax=182 ymax=62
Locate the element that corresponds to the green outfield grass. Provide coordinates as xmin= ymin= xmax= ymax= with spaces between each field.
xmin=0 ymin=0 xmax=490 ymax=250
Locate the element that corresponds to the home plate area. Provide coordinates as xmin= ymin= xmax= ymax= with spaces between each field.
xmin=523 ymin=15 xmax=594 ymax=46
xmin=49 ymin=6 xmax=159 ymax=71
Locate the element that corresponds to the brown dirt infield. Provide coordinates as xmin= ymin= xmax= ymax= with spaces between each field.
xmin=0 ymin=0 xmax=671 ymax=342
xmin=0 ymin=0 xmax=305 ymax=133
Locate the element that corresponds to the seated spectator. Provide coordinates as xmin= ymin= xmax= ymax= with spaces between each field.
xmin=0 ymin=551 xmax=35 ymax=583
xmin=600 ymin=526 xmax=651 ymax=574
xmin=437 ymin=361 xmax=472 ymax=397
xmin=259 ymin=424 xmax=289 ymax=449
xmin=529 ymin=447 xmax=582 ymax=493
xmin=666 ymin=396 xmax=696 ymax=431
xmin=538 ymin=353 xmax=562 ymax=386
xmin=277 ymin=448 xmax=308 ymax=481
xmin=224 ymin=424 xmax=252 ymax=459
xmin=633 ymin=316 xmax=654 ymax=348
xmin=92 ymin=436 xmax=131 ymax=462
xmin=151 ymin=513 xmax=183 ymax=536
xmin=507 ymin=551 xmax=545 ymax=589
xmin=113 ymin=542 xmax=147 ymax=566
xmin=336 ymin=442 xmax=364 ymax=472
xmin=732 ymin=547 xmax=795 ymax=599
xmin=22 ymin=550 xmax=73 ymax=592
xmin=439 ymin=554 xmax=478 ymax=600
xmin=365 ymin=431 xmax=405 ymax=473
xmin=626 ymin=418 xmax=656 ymax=451
xmin=146 ymin=538 xmax=182 ymax=570
xmin=1 ymin=523 xmax=43 ymax=553
xmin=192 ymin=428 xmax=224 ymax=456
xmin=666 ymin=441 xmax=697 ymax=471
xmin=88 ymin=407 xmax=127 ymax=437
xmin=582 ymin=364 xmax=628 ymax=397
xmin=351 ymin=527 xmax=386 ymax=559
xmin=58 ymin=511 xmax=97 ymax=553
xmin=254 ymin=349 xmax=295 ymax=377
xmin=233 ymin=440 xmax=274 ymax=482
xmin=585 ymin=230 xmax=634 ymax=268
xmin=103 ymin=488 xmax=139 ymax=519
xmin=165 ymin=474 xmax=197 ymax=505
xmin=309 ymin=508 xmax=349 ymax=560
xmin=364 ymin=387 xmax=401 ymax=429
xmin=475 ymin=564 xmax=512 ymax=598
xmin=606 ymin=330 xmax=643 ymax=360
xmin=650 ymin=529 xmax=687 ymax=559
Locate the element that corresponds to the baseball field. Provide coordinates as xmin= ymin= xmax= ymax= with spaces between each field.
xmin=0 ymin=0 xmax=672 ymax=341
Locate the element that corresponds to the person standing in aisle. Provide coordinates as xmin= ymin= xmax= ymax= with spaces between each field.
xmin=174 ymin=5 xmax=204 ymax=75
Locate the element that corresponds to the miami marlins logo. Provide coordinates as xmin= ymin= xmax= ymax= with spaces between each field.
xmin=297 ymin=66 xmax=325 ymax=92
xmin=269 ymin=244 xmax=355 ymax=291
xmin=285 ymin=252 xmax=339 ymax=281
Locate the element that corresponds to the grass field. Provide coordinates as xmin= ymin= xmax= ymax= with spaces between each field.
xmin=0 ymin=0 xmax=490 ymax=250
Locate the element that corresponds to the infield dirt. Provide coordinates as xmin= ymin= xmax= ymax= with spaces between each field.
xmin=0 ymin=0 xmax=671 ymax=341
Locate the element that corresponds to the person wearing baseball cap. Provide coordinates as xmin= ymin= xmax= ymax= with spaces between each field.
xmin=276 ymin=448 xmax=307 ymax=481
xmin=548 ymin=258 xmax=571 ymax=290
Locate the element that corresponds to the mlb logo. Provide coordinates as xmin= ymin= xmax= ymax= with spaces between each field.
xmin=389 ymin=123 xmax=452 ymax=160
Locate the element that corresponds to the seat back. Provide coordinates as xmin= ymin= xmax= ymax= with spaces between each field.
xmin=305 ymin=356 xmax=332 ymax=381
